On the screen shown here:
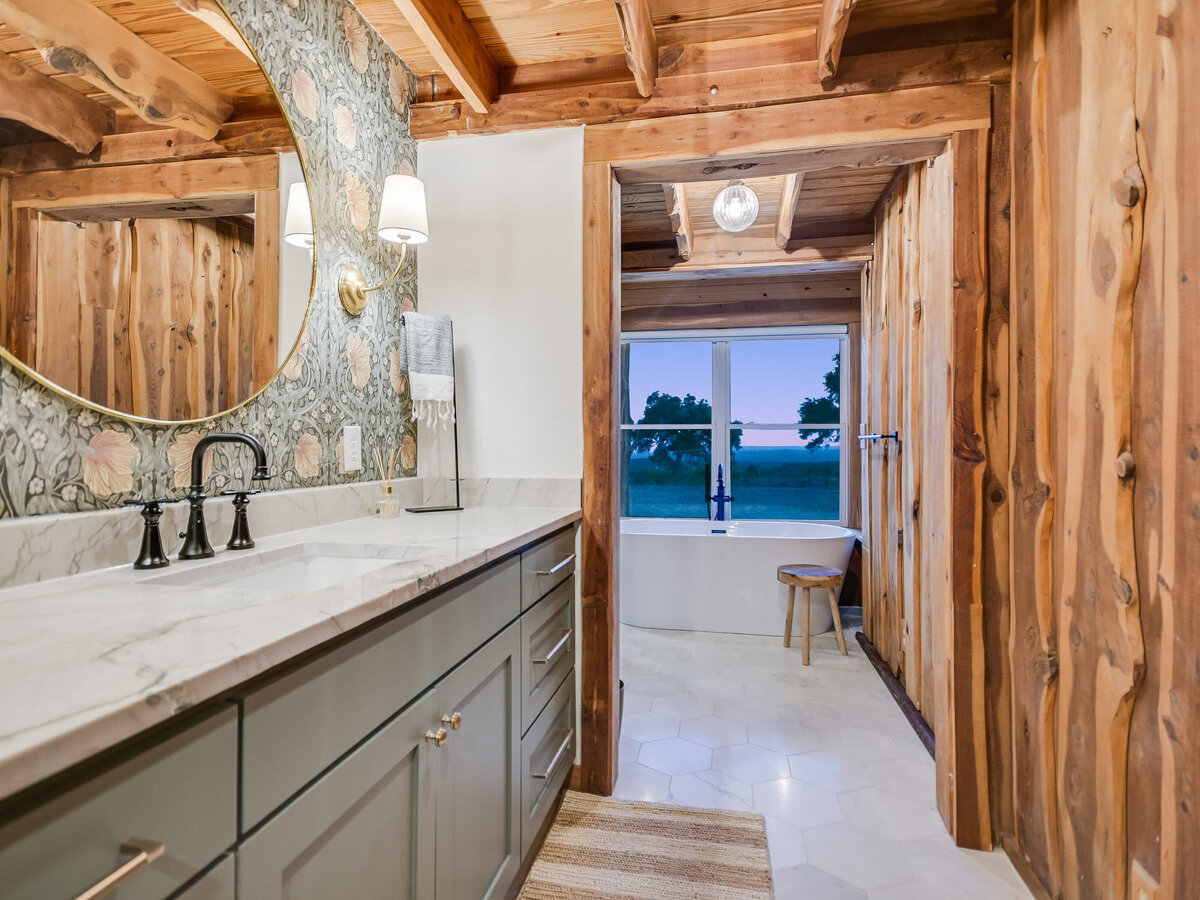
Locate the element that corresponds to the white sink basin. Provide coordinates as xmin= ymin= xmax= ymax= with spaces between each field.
xmin=148 ymin=542 xmax=438 ymax=593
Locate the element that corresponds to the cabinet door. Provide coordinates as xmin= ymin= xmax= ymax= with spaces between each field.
xmin=435 ymin=623 xmax=521 ymax=900
xmin=176 ymin=855 xmax=235 ymax=899
xmin=238 ymin=690 xmax=439 ymax=900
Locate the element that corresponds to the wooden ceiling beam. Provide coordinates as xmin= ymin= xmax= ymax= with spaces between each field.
xmin=389 ymin=0 xmax=498 ymax=114
xmin=662 ymin=183 xmax=693 ymax=261
xmin=622 ymin=297 xmax=861 ymax=332
xmin=0 ymin=49 xmax=113 ymax=153
xmin=776 ymin=173 xmax=803 ymax=249
xmin=587 ymin=82 xmax=990 ymax=168
xmin=613 ymin=0 xmax=658 ymax=98
xmin=622 ymin=235 xmax=874 ymax=281
xmin=0 ymin=117 xmax=294 ymax=175
xmin=622 ymin=272 xmax=862 ymax=309
xmin=817 ymin=0 xmax=859 ymax=81
xmin=624 ymin=299 xmax=861 ymax=332
xmin=412 ymin=38 xmax=1009 ymax=141
xmin=618 ymin=139 xmax=948 ymax=185
xmin=0 ymin=0 xmax=233 ymax=139
xmin=170 ymin=0 xmax=255 ymax=61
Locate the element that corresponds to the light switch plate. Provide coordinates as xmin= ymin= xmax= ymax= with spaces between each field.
xmin=342 ymin=425 xmax=362 ymax=472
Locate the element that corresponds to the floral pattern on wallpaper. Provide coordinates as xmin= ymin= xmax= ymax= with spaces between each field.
xmin=0 ymin=0 xmax=420 ymax=518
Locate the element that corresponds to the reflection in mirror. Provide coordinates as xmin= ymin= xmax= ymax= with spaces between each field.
xmin=0 ymin=0 xmax=314 ymax=423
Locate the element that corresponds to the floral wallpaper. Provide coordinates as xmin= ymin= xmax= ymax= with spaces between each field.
xmin=0 ymin=0 xmax=419 ymax=518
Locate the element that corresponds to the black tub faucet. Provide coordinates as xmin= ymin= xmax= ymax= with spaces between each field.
xmin=710 ymin=464 xmax=734 ymax=521
xmin=179 ymin=433 xmax=270 ymax=560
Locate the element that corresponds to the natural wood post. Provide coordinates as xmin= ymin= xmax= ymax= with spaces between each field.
xmin=939 ymin=128 xmax=992 ymax=849
xmin=580 ymin=160 xmax=621 ymax=795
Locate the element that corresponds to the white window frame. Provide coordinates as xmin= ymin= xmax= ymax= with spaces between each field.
xmin=620 ymin=326 xmax=849 ymax=524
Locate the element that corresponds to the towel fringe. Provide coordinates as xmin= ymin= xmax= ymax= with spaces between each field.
xmin=412 ymin=398 xmax=455 ymax=429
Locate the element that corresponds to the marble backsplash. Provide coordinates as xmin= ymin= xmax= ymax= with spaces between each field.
xmin=422 ymin=477 xmax=582 ymax=509
xmin=0 ymin=477 xmax=581 ymax=589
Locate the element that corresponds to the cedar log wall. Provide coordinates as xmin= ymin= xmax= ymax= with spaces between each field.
xmin=4 ymin=215 xmax=272 ymax=420
xmin=863 ymin=114 xmax=1006 ymax=850
xmin=1007 ymin=0 xmax=1199 ymax=898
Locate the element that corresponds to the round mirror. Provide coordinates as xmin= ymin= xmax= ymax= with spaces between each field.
xmin=0 ymin=1 xmax=314 ymax=423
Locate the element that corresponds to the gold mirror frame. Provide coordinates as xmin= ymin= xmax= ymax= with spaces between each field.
xmin=0 ymin=0 xmax=317 ymax=427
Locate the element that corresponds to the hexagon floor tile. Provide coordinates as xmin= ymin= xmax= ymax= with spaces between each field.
xmin=612 ymin=625 xmax=1032 ymax=899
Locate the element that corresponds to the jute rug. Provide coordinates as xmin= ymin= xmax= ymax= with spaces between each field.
xmin=518 ymin=791 xmax=774 ymax=899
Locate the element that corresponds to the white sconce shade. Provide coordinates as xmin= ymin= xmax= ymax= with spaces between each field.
xmin=283 ymin=182 xmax=315 ymax=249
xmin=713 ymin=181 xmax=760 ymax=233
xmin=377 ymin=173 xmax=429 ymax=244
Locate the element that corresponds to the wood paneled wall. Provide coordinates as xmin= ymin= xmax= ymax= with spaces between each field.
xmin=1007 ymin=0 xmax=1200 ymax=897
xmin=4 ymin=210 xmax=276 ymax=420
xmin=862 ymin=154 xmax=953 ymax=728
xmin=863 ymin=112 xmax=1009 ymax=849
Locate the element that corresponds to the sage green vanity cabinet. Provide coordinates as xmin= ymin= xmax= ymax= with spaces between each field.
xmin=177 ymin=855 xmax=235 ymax=900
xmin=520 ymin=576 xmax=574 ymax=733
xmin=520 ymin=527 xmax=577 ymax=611
xmin=434 ymin=624 xmax=521 ymax=900
xmin=0 ymin=521 xmax=579 ymax=900
xmin=239 ymin=557 xmax=521 ymax=830
xmin=0 ymin=706 xmax=237 ymax=900
xmin=240 ymin=624 xmax=521 ymax=900
xmin=238 ymin=691 xmax=439 ymax=900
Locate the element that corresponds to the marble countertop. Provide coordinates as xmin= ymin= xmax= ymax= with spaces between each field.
xmin=0 ymin=506 xmax=581 ymax=801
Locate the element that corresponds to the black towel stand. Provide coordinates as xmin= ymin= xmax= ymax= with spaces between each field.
xmin=405 ymin=322 xmax=462 ymax=513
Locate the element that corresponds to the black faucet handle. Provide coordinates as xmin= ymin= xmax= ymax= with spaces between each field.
xmin=124 ymin=498 xmax=180 ymax=569
xmin=124 ymin=497 xmax=180 ymax=509
xmin=220 ymin=489 xmax=259 ymax=551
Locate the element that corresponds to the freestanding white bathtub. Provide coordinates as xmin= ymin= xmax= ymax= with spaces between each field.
xmin=619 ymin=519 xmax=858 ymax=636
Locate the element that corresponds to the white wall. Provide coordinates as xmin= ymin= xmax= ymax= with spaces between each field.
xmin=416 ymin=128 xmax=584 ymax=481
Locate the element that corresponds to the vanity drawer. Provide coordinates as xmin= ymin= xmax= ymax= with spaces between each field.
xmin=520 ymin=577 xmax=574 ymax=734
xmin=520 ymin=669 xmax=575 ymax=859
xmin=240 ymin=556 xmax=520 ymax=830
xmin=521 ymin=526 xmax=577 ymax=610
xmin=0 ymin=706 xmax=237 ymax=900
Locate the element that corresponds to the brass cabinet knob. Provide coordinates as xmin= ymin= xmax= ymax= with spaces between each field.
xmin=441 ymin=712 xmax=462 ymax=730
xmin=424 ymin=728 xmax=448 ymax=747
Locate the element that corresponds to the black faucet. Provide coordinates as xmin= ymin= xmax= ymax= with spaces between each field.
xmin=179 ymin=433 xmax=270 ymax=560
xmin=710 ymin=464 xmax=734 ymax=521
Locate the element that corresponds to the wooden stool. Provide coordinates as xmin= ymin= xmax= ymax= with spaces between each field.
xmin=777 ymin=564 xmax=847 ymax=665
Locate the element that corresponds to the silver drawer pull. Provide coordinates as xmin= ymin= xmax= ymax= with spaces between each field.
xmin=531 ymin=728 xmax=575 ymax=780
xmin=74 ymin=838 xmax=165 ymax=900
xmin=535 ymin=554 xmax=576 ymax=576
xmin=533 ymin=630 xmax=573 ymax=666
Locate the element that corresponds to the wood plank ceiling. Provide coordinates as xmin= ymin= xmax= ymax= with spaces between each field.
xmin=0 ymin=0 xmax=281 ymax=160
xmin=386 ymin=0 xmax=1011 ymax=329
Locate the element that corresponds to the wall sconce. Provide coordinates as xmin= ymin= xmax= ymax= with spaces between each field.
xmin=283 ymin=182 xmax=314 ymax=249
xmin=338 ymin=173 xmax=429 ymax=316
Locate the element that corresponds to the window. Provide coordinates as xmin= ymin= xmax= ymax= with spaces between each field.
xmin=620 ymin=328 xmax=847 ymax=522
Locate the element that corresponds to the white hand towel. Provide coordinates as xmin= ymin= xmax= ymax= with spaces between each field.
xmin=400 ymin=311 xmax=456 ymax=428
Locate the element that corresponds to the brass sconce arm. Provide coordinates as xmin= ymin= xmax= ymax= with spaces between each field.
xmin=338 ymin=243 xmax=408 ymax=315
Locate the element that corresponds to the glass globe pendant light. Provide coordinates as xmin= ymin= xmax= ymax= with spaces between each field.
xmin=712 ymin=181 xmax=760 ymax=233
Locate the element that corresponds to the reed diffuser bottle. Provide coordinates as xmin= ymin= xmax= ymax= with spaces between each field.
xmin=375 ymin=448 xmax=400 ymax=518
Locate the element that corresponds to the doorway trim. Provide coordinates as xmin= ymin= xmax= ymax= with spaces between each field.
xmin=577 ymin=82 xmax=996 ymax=848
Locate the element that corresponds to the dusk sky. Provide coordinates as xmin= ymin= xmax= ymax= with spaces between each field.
xmin=624 ymin=338 xmax=841 ymax=447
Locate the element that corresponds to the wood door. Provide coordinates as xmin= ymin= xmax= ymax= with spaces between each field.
xmin=238 ymin=690 xmax=438 ymax=900
xmin=435 ymin=623 xmax=521 ymax=900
